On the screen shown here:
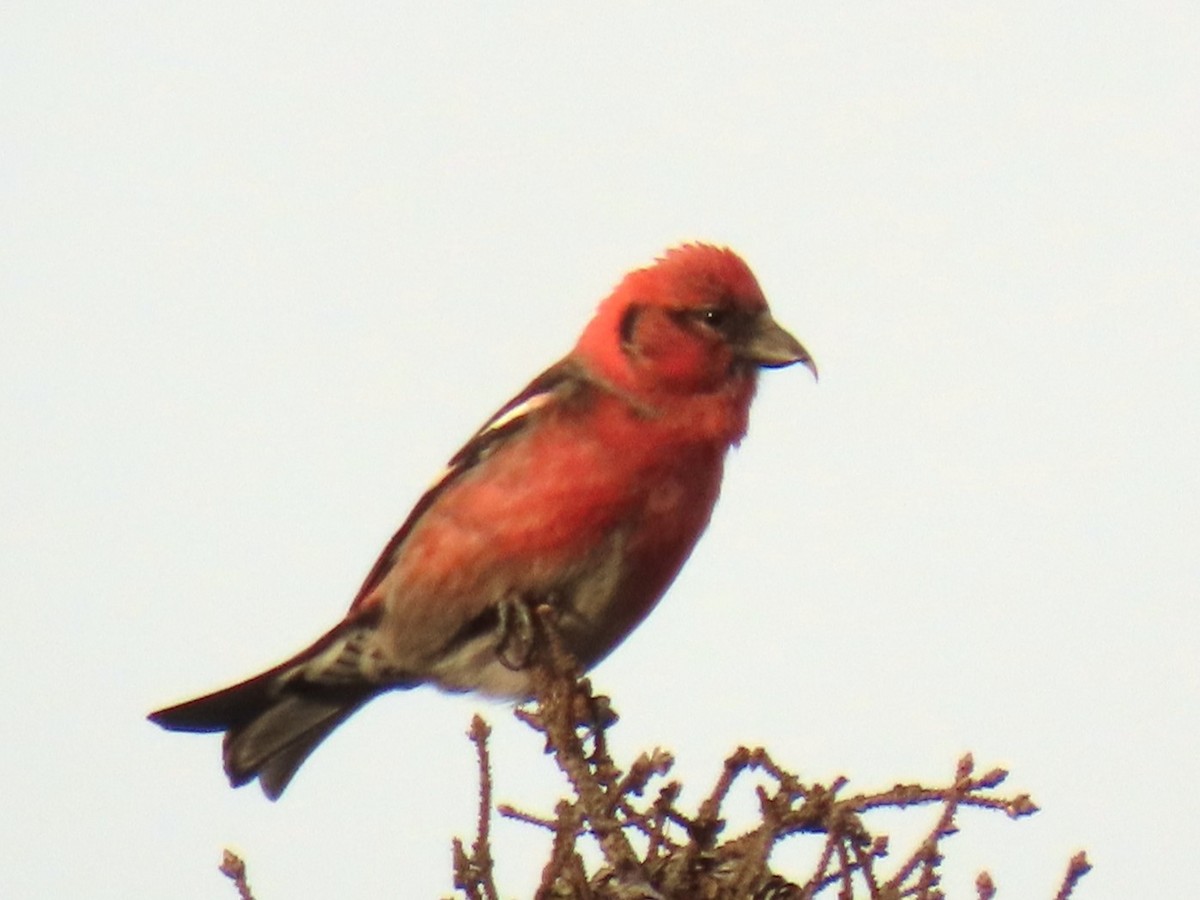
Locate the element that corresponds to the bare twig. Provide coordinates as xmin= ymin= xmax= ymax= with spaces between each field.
xmin=449 ymin=618 xmax=1085 ymax=898
xmin=219 ymin=849 xmax=255 ymax=900
xmin=1054 ymin=852 xmax=1092 ymax=900
xmin=451 ymin=716 xmax=501 ymax=900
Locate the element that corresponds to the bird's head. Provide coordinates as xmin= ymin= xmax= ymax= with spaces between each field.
xmin=575 ymin=243 xmax=816 ymax=397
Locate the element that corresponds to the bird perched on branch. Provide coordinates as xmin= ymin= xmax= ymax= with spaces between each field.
xmin=150 ymin=243 xmax=816 ymax=799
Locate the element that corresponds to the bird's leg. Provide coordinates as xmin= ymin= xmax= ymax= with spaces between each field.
xmin=495 ymin=596 xmax=538 ymax=671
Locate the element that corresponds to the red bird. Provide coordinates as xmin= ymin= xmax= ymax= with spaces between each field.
xmin=150 ymin=243 xmax=815 ymax=799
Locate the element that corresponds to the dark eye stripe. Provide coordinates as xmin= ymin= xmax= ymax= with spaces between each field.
xmin=670 ymin=305 xmax=747 ymax=340
xmin=619 ymin=304 xmax=643 ymax=349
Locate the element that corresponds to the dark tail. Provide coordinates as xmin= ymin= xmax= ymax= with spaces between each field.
xmin=149 ymin=620 xmax=392 ymax=799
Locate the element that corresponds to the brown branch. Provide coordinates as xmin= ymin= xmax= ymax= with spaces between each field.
xmin=451 ymin=716 xmax=501 ymax=900
xmin=1054 ymin=851 xmax=1092 ymax=900
xmin=498 ymin=804 xmax=558 ymax=830
xmin=526 ymin=605 xmax=643 ymax=879
xmin=450 ymin=624 xmax=1085 ymax=898
xmin=219 ymin=849 xmax=255 ymax=900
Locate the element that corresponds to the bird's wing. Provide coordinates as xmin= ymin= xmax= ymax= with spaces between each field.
xmin=346 ymin=357 xmax=588 ymax=611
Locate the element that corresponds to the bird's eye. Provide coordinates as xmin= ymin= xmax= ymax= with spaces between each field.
xmin=668 ymin=305 xmax=736 ymax=337
xmin=695 ymin=307 xmax=730 ymax=330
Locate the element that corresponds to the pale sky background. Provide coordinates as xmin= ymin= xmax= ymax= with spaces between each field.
xmin=2 ymin=4 xmax=1197 ymax=898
